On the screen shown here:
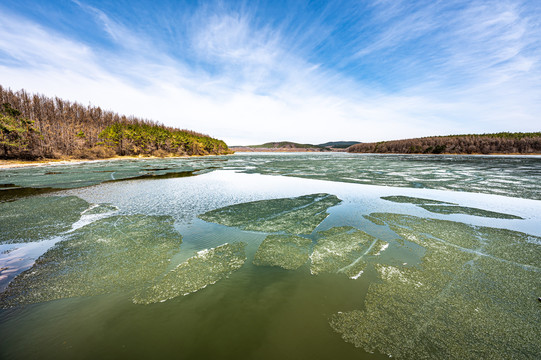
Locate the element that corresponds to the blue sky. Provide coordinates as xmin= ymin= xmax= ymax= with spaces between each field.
xmin=0 ymin=0 xmax=540 ymax=145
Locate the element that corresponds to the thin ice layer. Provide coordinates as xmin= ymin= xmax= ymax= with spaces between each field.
xmin=198 ymin=193 xmax=341 ymax=234
xmin=229 ymin=153 xmax=541 ymax=200
xmin=0 ymin=196 xmax=89 ymax=243
xmin=82 ymin=203 xmax=119 ymax=215
xmin=133 ymin=242 xmax=246 ymax=304
xmin=331 ymin=213 xmax=541 ymax=359
xmin=310 ymin=226 xmax=382 ymax=278
xmin=253 ymin=235 xmax=312 ymax=270
xmin=0 ymin=157 xmax=225 ymax=189
xmin=0 ymin=215 xmax=182 ymax=307
xmin=418 ymin=204 xmax=523 ymax=219
xmin=368 ymin=212 xmax=538 ymax=267
xmin=381 ymin=195 xmax=523 ymax=219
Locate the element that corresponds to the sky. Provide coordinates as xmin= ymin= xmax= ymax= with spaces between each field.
xmin=0 ymin=0 xmax=540 ymax=145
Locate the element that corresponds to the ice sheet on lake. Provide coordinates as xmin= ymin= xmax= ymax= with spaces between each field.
xmin=198 ymin=193 xmax=341 ymax=234
xmin=81 ymin=203 xmax=119 ymax=215
xmin=133 ymin=242 xmax=246 ymax=304
xmin=418 ymin=204 xmax=523 ymax=219
xmin=310 ymin=226 xmax=385 ymax=279
xmin=368 ymin=213 xmax=538 ymax=267
xmin=253 ymin=235 xmax=312 ymax=270
xmin=331 ymin=212 xmax=541 ymax=359
xmin=0 ymin=157 xmax=226 ymax=190
xmin=229 ymin=153 xmax=541 ymax=200
xmin=0 ymin=215 xmax=182 ymax=307
xmin=0 ymin=196 xmax=89 ymax=243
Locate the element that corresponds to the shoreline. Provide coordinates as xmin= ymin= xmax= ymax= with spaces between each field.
xmin=0 ymin=154 xmax=225 ymax=169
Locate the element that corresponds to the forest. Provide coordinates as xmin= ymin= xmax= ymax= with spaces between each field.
xmin=347 ymin=133 xmax=541 ymax=154
xmin=0 ymin=85 xmax=230 ymax=160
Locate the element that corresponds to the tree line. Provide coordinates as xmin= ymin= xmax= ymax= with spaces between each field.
xmin=347 ymin=133 xmax=541 ymax=154
xmin=0 ymin=85 xmax=230 ymax=159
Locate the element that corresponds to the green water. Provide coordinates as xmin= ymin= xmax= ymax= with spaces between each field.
xmin=1 ymin=153 xmax=540 ymax=359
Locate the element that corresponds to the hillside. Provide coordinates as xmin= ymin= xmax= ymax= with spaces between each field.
xmin=231 ymin=141 xmax=329 ymax=152
xmin=251 ymin=141 xmax=324 ymax=149
xmin=348 ymin=133 xmax=541 ymax=154
xmin=318 ymin=141 xmax=360 ymax=148
xmin=231 ymin=141 xmax=363 ymax=152
xmin=0 ymin=86 xmax=230 ymax=160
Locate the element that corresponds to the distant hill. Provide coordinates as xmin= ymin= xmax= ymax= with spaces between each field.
xmin=250 ymin=141 xmax=324 ymax=149
xmin=347 ymin=132 xmax=541 ymax=154
xmin=230 ymin=141 xmax=330 ymax=152
xmin=318 ymin=141 xmax=360 ymax=148
xmin=231 ymin=141 xmax=361 ymax=152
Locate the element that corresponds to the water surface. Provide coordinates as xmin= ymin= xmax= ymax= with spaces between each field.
xmin=1 ymin=153 xmax=540 ymax=359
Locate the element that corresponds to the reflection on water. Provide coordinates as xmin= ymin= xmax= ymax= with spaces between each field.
xmin=0 ymin=153 xmax=540 ymax=359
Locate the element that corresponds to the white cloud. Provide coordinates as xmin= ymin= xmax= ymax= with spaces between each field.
xmin=0 ymin=1 xmax=540 ymax=147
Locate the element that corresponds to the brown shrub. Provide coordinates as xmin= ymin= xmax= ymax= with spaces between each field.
xmin=73 ymin=146 xmax=116 ymax=159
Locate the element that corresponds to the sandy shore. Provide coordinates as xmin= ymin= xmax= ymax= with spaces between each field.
xmin=0 ymin=155 xmax=206 ymax=169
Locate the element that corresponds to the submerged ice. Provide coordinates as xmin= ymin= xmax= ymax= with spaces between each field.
xmin=382 ymin=195 xmax=523 ymax=219
xmin=310 ymin=227 xmax=386 ymax=279
xmin=0 ymin=215 xmax=182 ymax=307
xmin=0 ymin=157 xmax=227 ymax=191
xmin=381 ymin=195 xmax=455 ymax=205
xmin=253 ymin=235 xmax=311 ymax=270
xmin=0 ymin=196 xmax=89 ymax=243
xmin=133 ymin=242 xmax=246 ymax=304
xmin=331 ymin=212 xmax=541 ymax=359
xmin=418 ymin=204 xmax=523 ymax=219
xmin=199 ymin=193 xmax=341 ymax=234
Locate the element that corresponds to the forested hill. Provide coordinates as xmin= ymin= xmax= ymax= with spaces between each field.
xmin=251 ymin=141 xmax=324 ymax=149
xmin=347 ymin=133 xmax=541 ymax=154
xmin=0 ymin=86 xmax=230 ymax=160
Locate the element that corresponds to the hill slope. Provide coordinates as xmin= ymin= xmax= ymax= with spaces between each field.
xmin=318 ymin=141 xmax=360 ymax=148
xmin=250 ymin=141 xmax=324 ymax=149
xmin=0 ymin=86 xmax=230 ymax=159
xmin=230 ymin=141 xmax=329 ymax=152
xmin=348 ymin=133 xmax=541 ymax=154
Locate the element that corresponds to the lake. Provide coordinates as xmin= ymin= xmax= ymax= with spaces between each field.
xmin=1 ymin=153 xmax=540 ymax=359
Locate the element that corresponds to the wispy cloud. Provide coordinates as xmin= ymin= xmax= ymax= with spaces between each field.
xmin=0 ymin=0 xmax=539 ymax=145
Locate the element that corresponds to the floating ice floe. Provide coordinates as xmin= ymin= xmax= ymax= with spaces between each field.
xmin=418 ymin=204 xmax=523 ymax=219
xmin=381 ymin=195 xmax=523 ymax=219
xmin=0 ymin=215 xmax=182 ymax=307
xmin=0 ymin=159 xmax=220 ymax=189
xmin=330 ymin=212 xmax=541 ymax=359
xmin=133 ymin=242 xmax=246 ymax=304
xmin=253 ymin=235 xmax=312 ymax=270
xmin=0 ymin=196 xmax=89 ymax=243
xmin=381 ymin=195 xmax=456 ymax=205
xmin=81 ymin=203 xmax=119 ymax=215
xmin=198 ymin=193 xmax=341 ymax=234
xmin=310 ymin=226 xmax=387 ymax=279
